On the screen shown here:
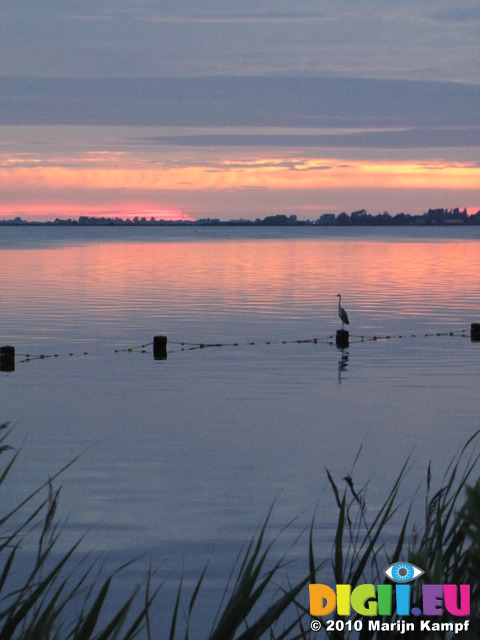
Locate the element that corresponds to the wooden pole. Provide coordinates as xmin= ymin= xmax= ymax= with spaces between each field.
xmin=153 ymin=335 xmax=168 ymax=360
xmin=0 ymin=346 xmax=15 ymax=372
xmin=336 ymin=330 xmax=349 ymax=349
xmin=471 ymin=323 xmax=480 ymax=342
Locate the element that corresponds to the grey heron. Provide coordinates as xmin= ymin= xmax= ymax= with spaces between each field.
xmin=336 ymin=294 xmax=350 ymax=329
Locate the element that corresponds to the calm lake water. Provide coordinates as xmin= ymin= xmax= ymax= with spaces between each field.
xmin=1 ymin=225 xmax=479 ymax=635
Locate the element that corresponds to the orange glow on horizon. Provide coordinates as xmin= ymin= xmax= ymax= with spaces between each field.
xmin=0 ymin=203 xmax=194 ymax=221
xmin=1 ymin=154 xmax=478 ymax=218
xmin=1 ymin=157 xmax=478 ymax=191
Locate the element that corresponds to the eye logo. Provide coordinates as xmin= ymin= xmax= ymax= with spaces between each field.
xmin=384 ymin=562 xmax=424 ymax=583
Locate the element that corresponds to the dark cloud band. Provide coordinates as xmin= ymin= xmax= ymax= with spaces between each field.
xmin=1 ymin=77 xmax=478 ymax=130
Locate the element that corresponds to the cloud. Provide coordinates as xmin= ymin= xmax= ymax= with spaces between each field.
xmin=130 ymin=127 xmax=479 ymax=150
xmin=1 ymin=156 xmax=478 ymax=195
xmin=1 ymin=77 xmax=478 ymax=130
xmin=432 ymin=6 xmax=480 ymax=22
xmin=2 ymin=2 xmax=478 ymax=81
xmin=125 ymin=11 xmax=334 ymax=25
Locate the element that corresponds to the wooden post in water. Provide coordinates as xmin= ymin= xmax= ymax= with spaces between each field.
xmin=0 ymin=346 xmax=15 ymax=372
xmin=336 ymin=330 xmax=349 ymax=349
xmin=471 ymin=323 xmax=480 ymax=342
xmin=153 ymin=335 xmax=168 ymax=360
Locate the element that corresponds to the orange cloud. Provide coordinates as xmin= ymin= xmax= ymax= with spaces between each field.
xmin=1 ymin=157 xmax=478 ymax=194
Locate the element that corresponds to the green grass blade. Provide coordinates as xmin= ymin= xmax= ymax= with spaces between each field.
xmin=73 ymin=577 xmax=111 ymax=640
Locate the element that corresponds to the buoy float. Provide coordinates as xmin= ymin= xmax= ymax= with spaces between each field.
xmin=153 ymin=335 xmax=168 ymax=360
xmin=336 ymin=330 xmax=349 ymax=349
xmin=471 ymin=323 xmax=480 ymax=342
xmin=0 ymin=346 xmax=15 ymax=372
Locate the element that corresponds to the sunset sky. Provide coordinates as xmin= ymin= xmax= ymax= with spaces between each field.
xmin=1 ymin=1 xmax=479 ymax=220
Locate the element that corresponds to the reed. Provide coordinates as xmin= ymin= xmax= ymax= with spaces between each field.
xmin=1 ymin=421 xmax=478 ymax=639
xmin=0 ymin=422 xmax=157 ymax=640
xmin=319 ymin=431 xmax=479 ymax=639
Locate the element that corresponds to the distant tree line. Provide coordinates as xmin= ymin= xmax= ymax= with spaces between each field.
xmin=316 ymin=207 xmax=479 ymax=226
xmin=1 ymin=208 xmax=479 ymax=227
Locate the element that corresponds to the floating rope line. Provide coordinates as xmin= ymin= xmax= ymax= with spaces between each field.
xmin=15 ymin=351 xmax=90 ymax=364
xmin=115 ymin=328 xmax=471 ymax=356
xmin=3 ymin=328 xmax=473 ymax=371
xmin=166 ymin=335 xmax=337 ymax=351
xmin=114 ymin=341 xmax=153 ymax=354
xmin=348 ymin=328 xmax=469 ymax=343
xmin=16 ymin=353 xmax=59 ymax=364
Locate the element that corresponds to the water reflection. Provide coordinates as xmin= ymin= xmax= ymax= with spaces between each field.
xmin=1 ymin=232 xmax=479 ymax=350
xmin=337 ymin=349 xmax=350 ymax=384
